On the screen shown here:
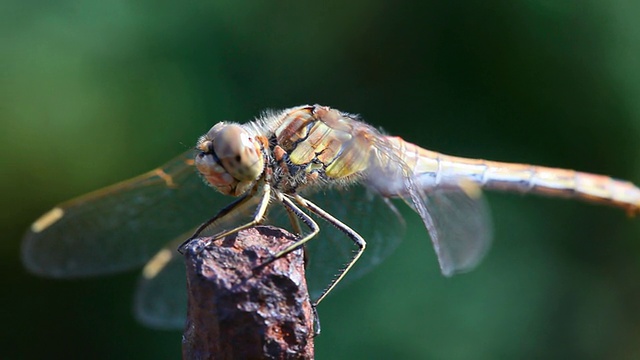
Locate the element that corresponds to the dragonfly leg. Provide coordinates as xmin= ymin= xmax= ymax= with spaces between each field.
xmin=312 ymin=304 xmax=321 ymax=336
xmin=283 ymin=200 xmax=303 ymax=235
xmin=178 ymin=183 xmax=271 ymax=253
xmin=296 ymin=195 xmax=366 ymax=305
xmin=268 ymin=195 xmax=320 ymax=259
xmin=273 ymin=194 xmax=367 ymax=306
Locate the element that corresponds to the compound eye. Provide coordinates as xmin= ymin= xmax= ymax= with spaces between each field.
xmin=212 ymin=124 xmax=264 ymax=181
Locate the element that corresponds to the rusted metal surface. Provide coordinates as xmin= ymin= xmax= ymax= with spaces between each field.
xmin=182 ymin=226 xmax=314 ymax=360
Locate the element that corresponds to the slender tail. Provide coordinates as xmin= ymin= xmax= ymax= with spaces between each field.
xmin=382 ymin=136 xmax=640 ymax=215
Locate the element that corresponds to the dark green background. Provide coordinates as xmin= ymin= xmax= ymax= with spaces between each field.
xmin=4 ymin=1 xmax=640 ymax=359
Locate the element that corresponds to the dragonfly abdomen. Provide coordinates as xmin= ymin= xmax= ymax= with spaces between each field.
xmin=393 ymin=138 xmax=640 ymax=213
xmin=436 ymin=154 xmax=640 ymax=213
xmin=483 ymin=162 xmax=640 ymax=213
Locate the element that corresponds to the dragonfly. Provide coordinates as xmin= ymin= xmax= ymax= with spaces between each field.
xmin=22 ymin=104 xmax=640 ymax=329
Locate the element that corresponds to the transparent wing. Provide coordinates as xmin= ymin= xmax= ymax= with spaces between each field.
xmin=364 ymin=135 xmax=493 ymax=277
xmin=302 ymin=185 xmax=406 ymax=300
xmin=134 ymin=237 xmax=188 ymax=330
xmin=21 ymin=150 xmax=223 ymax=278
xmin=133 ymin=195 xmax=268 ymax=330
xmin=406 ymin=179 xmax=493 ymax=276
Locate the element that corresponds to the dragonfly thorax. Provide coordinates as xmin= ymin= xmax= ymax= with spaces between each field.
xmin=195 ymin=122 xmax=265 ymax=196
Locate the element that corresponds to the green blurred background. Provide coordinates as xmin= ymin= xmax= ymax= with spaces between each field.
xmin=3 ymin=1 xmax=640 ymax=359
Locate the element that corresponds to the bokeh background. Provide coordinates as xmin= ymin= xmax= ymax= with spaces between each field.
xmin=4 ymin=1 xmax=640 ymax=359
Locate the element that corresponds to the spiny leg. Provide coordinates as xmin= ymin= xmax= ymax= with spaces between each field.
xmin=293 ymin=195 xmax=366 ymax=306
xmin=267 ymin=194 xmax=367 ymax=306
xmin=178 ymin=183 xmax=271 ymax=253
xmin=267 ymin=194 xmax=320 ymax=259
xmin=256 ymin=194 xmax=364 ymax=335
xmin=281 ymin=200 xmax=317 ymax=284
xmin=283 ymin=199 xmax=303 ymax=236
xmin=178 ymin=195 xmax=249 ymax=252
xmin=254 ymin=193 xmax=324 ymax=333
xmin=208 ymin=183 xmax=271 ymax=240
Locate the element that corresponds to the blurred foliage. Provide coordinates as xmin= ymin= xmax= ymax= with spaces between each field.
xmin=3 ymin=0 xmax=640 ymax=359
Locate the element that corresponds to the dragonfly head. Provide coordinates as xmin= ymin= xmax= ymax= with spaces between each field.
xmin=195 ymin=122 xmax=265 ymax=196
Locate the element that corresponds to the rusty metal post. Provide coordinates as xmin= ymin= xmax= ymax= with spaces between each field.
xmin=182 ymin=226 xmax=314 ymax=360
